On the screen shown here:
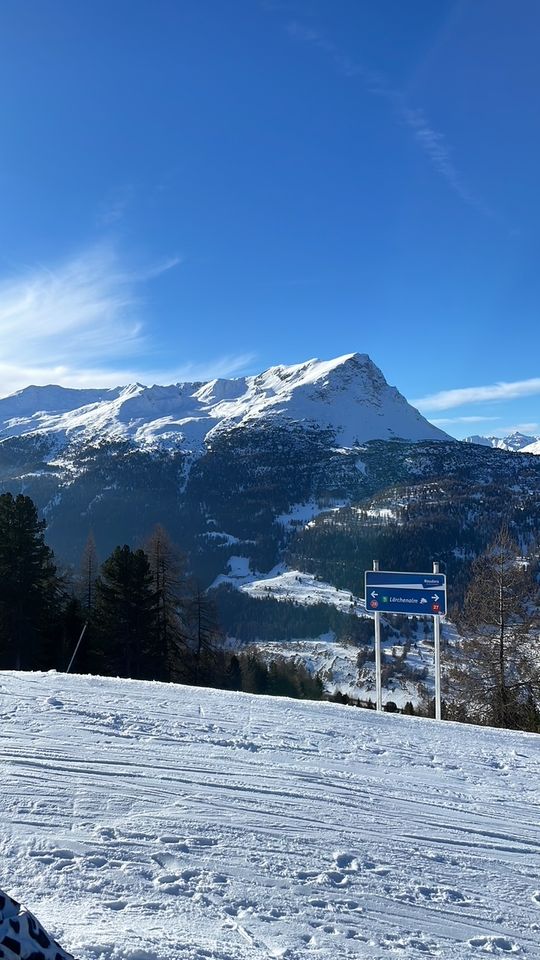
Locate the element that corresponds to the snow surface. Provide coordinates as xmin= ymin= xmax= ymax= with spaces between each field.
xmin=521 ymin=440 xmax=540 ymax=456
xmin=212 ymin=561 xmax=365 ymax=615
xmin=1 ymin=671 xmax=539 ymax=960
xmin=276 ymin=501 xmax=348 ymax=530
xmin=0 ymin=355 xmax=449 ymax=451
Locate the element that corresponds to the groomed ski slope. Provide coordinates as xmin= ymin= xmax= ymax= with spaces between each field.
xmin=0 ymin=672 xmax=539 ymax=960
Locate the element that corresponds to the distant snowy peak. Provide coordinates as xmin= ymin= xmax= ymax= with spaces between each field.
xmin=464 ymin=431 xmax=540 ymax=454
xmin=521 ymin=439 xmax=540 ymax=455
xmin=0 ymin=353 xmax=449 ymax=450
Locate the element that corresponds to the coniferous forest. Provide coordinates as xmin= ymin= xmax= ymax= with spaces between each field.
xmin=0 ymin=492 xmax=324 ymax=703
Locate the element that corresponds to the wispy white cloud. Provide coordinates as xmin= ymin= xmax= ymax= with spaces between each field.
xmin=430 ymin=415 xmax=501 ymax=426
xmin=0 ymin=354 xmax=258 ymax=397
xmin=0 ymin=245 xmax=143 ymax=356
xmin=282 ymin=17 xmax=489 ymax=213
xmin=0 ymin=246 xmax=255 ymax=397
xmin=136 ymin=353 xmax=258 ymax=387
xmin=137 ymin=255 xmax=184 ymax=281
xmin=413 ymin=378 xmax=540 ymax=413
xmin=491 ymin=423 xmax=540 ymax=438
xmin=286 ymin=20 xmax=381 ymax=83
xmin=398 ymin=105 xmax=485 ymax=212
xmin=96 ymin=185 xmax=134 ymax=226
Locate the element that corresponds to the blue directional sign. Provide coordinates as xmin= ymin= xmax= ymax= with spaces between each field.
xmin=365 ymin=570 xmax=447 ymax=616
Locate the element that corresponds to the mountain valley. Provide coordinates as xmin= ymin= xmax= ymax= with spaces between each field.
xmin=1 ymin=353 xmax=540 ymax=710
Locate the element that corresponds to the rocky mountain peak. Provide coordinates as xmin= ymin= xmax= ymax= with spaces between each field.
xmin=0 ymin=353 xmax=449 ymax=450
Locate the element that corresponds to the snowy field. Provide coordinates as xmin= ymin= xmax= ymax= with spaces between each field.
xmin=212 ymin=558 xmax=365 ymax=615
xmin=1 ymin=672 xmax=539 ymax=960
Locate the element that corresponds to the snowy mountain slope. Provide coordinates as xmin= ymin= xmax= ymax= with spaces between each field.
xmin=214 ymin=563 xmax=438 ymax=707
xmin=212 ymin=557 xmax=366 ymax=614
xmin=237 ymin=636 xmax=429 ymax=707
xmin=1 ymin=671 xmax=539 ymax=960
xmin=464 ymin=431 xmax=539 ymax=453
xmin=522 ymin=439 xmax=540 ymax=455
xmin=0 ymin=354 xmax=449 ymax=450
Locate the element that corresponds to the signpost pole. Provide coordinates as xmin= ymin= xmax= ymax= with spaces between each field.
xmin=433 ymin=562 xmax=441 ymax=721
xmin=365 ymin=565 xmax=447 ymax=717
xmin=373 ymin=560 xmax=382 ymax=712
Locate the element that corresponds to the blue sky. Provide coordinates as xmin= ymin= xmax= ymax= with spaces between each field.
xmin=1 ymin=0 xmax=539 ymax=439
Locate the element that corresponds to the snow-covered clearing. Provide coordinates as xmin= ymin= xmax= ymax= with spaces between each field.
xmin=1 ymin=671 xmax=539 ymax=960
xmin=212 ymin=560 xmax=365 ymax=615
xmin=276 ymin=501 xmax=348 ymax=530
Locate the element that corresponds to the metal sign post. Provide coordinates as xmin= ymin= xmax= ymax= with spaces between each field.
xmin=373 ymin=560 xmax=382 ymax=711
xmin=433 ymin=562 xmax=441 ymax=721
xmin=365 ymin=566 xmax=447 ymax=720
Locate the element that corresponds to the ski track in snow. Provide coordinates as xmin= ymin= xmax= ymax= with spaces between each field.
xmin=0 ymin=672 xmax=539 ymax=960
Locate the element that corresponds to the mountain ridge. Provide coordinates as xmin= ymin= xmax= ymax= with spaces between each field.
xmin=2 ymin=353 xmax=540 ymax=610
xmin=0 ymin=353 xmax=449 ymax=450
xmin=464 ymin=431 xmax=540 ymax=453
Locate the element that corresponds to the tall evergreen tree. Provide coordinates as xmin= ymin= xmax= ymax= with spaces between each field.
xmin=65 ymin=530 xmax=99 ymax=674
xmin=79 ymin=530 xmax=99 ymax=613
xmin=93 ymin=545 xmax=160 ymax=680
xmin=61 ymin=595 xmax=88 ymax=673
xmin=144 ymin=524 xmax=187 ymax=679
xmin=0 ymin=493 xmax=63 ymax=669
xmin=184 ymin=580 xmax=221 ymax=683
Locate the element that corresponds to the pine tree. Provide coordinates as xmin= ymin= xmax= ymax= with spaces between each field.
xmin=79 ymin=531 xmax=99 ymax=613
xmin=184 ymin=580 xmax=221 ymax=683
xmin=93 ymin=545 xmax=159 ymax=680
xmin=144 ymin=524 xmax=187 ymax=680
xmin=0 ymin=493 xmax=63 ymax=669
xmin=225 ymin=653 xmax=242 ymax=691
xmin=239 ymin=653 xmax=269 ymax=694
xmin=61 ymin=595 xmax=88 ymax=673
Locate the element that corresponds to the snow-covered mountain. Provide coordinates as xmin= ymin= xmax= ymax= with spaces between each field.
xmin=2 ymin=351 xmax=540 ymax=634
xmin=464 ymin=431 xmax=539 ymax=453
xmin=521 ymin=438 xmax=540 ymax=454
xmin=0 ymin=353 xmax=449 ymax=449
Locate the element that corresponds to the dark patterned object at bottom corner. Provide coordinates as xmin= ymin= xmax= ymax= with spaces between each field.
xmin=0 ymin=889 xmax=75 ymax=960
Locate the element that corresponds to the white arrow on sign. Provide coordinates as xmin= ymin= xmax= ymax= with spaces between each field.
xmin=371 ymin=591 xmax=379 ymax=599
xmin=432 ymin=594 xmax=439 ymax=601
